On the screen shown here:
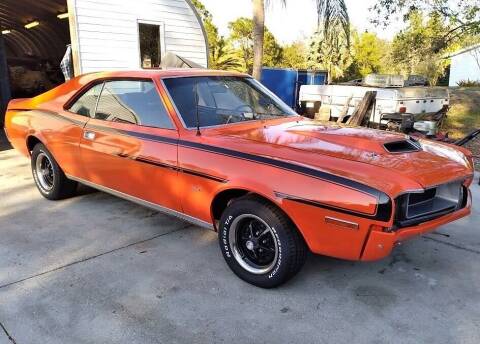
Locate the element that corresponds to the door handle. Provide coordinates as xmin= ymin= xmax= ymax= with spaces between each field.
xmin=83 ymin=130 xmax=96 ymax=141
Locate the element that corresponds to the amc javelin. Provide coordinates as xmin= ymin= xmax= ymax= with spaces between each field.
xmin=4 ymin=70 xmax=474 ymax=287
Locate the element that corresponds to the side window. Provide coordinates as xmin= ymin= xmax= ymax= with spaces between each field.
xmin=68 ymin=83 xmax=103 ymax=117
xmin=94 ymin=80 xmax=174 ymax=129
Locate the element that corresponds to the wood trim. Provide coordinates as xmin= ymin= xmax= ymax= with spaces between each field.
xmin=67 ymin=0 xmax=82 ymax=76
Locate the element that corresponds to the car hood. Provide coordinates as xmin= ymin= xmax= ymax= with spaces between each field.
xmin=215 ymin=120 xmax=473 ymax=190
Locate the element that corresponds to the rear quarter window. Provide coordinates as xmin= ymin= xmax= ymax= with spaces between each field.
xmin=68 ymin=83 xmax=103 ymax=117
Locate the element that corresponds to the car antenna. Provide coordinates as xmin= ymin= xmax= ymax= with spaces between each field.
xmin=194 ymin=79 xmax=201 ymax=136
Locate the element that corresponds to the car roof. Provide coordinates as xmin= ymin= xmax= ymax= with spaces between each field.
xmin=68 ymin=69 xmax=251 ymax=91
xmin=80 ymin=69 xmax=249 ymax=80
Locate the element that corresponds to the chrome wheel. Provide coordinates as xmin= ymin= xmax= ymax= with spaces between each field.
xmin=35 ymin=152 xmax=55 ymax=191
xmin=229 ymin=214 xmax=279 ymax=275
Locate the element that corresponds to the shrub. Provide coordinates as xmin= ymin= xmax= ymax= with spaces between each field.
xmin=457 ymin=79 xmax=480 ymax=87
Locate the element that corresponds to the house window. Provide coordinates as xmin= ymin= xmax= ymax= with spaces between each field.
xmin=138 ymin=23 xmax=161 ymax=69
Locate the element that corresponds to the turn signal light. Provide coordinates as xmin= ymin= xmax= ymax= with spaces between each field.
xmin=325 ymin=216 xmax=359 ymax=230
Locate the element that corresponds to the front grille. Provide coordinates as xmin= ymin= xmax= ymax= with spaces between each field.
xmin=395 ymin=181 xmax=465 ymax=228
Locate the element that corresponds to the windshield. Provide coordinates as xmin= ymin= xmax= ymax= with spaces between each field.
xmin=162 ymin=76 xmax=298 ymax=128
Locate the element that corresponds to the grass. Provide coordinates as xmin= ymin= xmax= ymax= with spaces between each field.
xmin=444 ymin=88 xmax=480 ymax=139
xmin=444 ymin=87 xmax=480 ymax=170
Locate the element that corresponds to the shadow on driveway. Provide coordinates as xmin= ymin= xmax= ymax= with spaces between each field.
xmin=0 ymin=129 xmax=12 ymax=152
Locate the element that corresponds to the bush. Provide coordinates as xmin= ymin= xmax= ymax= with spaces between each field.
xmin=457 ymin=79 xmax=480 ymax=87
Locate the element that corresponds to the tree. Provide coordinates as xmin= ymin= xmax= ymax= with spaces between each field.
xmin=279 ymin=41 xmax=308 ymax=69
xmin=389 ymin=11 xmax=451 ymax=85
xmin=190 ymin=0 xmax=218 ymax=64
xmin=191 ymin=0 xmax=243 ymax=71
xmin=307 ymin=24 xmax=351 ymax=83
xmin=210 ymin=38 xmax=243 ymax=71
xmin=251 ymin=0 xmax=350 ymax=80
xmin=371 ymin=0 xmax=480 ymax=52
xmin=228 ymin=17 xmax=283 ymax=74
xmin=350 ymin=31 xmax=389 ymax=77
xmin=252 ymin=0 xmax=266 ymax=80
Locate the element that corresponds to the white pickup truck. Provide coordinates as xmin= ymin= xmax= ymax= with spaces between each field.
xmin=298 ymin=76 xmax=450 ymax=135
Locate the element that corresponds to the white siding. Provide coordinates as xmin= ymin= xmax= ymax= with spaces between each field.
xmin=70 ymin=0 xmax=208 ymax=73
xmin=449 ymin=46 xmax=480 ymax=86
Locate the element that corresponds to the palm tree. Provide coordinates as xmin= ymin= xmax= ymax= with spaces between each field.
xmin=210 ymin=38 xmax=244 ymax=71
xmin=252 ymin=0 xmax=350 ymax=80
xmin=252 ymin=0 xmax=267 ymax=80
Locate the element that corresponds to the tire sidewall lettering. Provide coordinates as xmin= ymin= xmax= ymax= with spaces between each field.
xmin=221 ymin=213 xmax=283 ymax=278
xmin=221 ymin=215 xmax=233 ymax=258
xmin=268 ymin=226 xmax=282 ymax=279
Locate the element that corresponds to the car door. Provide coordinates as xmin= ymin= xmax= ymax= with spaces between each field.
xmin=79 ymin=79 xmax=181 ymax=212
xmin=49 ymin=83 xmax=104 ymax=180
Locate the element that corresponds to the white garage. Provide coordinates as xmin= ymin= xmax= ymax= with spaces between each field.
xmin=0 ymin=0 xmax=208 ymax=125
xmin=68 ymin=0 xmax=209 ymax=74
xmin=448 ymin=44 xmax=480 ymax=87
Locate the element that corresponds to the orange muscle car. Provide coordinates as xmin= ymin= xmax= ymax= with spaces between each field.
xmin=4 ymin=70 xmax=474 ymax=287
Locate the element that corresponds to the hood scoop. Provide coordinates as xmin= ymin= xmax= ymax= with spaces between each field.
xmin=384 ymin=139 xmax=421 ymax=154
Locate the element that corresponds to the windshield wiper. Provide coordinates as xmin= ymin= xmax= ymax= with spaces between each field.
xmin=255 ymin=112 xmax=289 ymax=119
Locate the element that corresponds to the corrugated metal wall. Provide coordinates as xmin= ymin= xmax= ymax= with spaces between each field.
xmin=70 ymin=0 xmax=208 ymax=73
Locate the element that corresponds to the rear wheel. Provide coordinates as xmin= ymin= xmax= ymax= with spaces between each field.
xmin=219 ymin=196 xmax=307 ymax=288
xmin=31 ymin=143 xmax=77 ymax=200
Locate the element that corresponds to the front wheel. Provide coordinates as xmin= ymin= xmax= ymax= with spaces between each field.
xmin=31 ymin=143 xmax=77 ymax=200
xmin=219 ymin=196 xmax=307 ymax=288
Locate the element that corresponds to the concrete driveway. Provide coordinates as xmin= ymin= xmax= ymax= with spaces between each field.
xmin=1 ymin=147 xmax=479 ymax=344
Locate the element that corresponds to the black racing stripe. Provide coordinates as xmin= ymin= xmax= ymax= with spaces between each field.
xmin=135 ymin=156 xmax=227 ymax=183
xmin=85 ymin=123 xmax=226 ymax=183
xmin=82 ymin=123 xmax=390 ymax=205
xmin=123 ymin=130 xmax=178 ymax=145
xmin=177 ymin=139 xmax=388 ymax=200
xmin=134 ymin=156 xmax=177 ymax=171
xmin=180 ymin=168 xmax=228 ymax=183
xmin=275 ymin=192 xmax=392 ymax=222
xmin=86 ymin=124 xmax=178 ymax=146
xmin=7 ymin=108 xmax=32 ymax=112
xmin=25 ymin=109 xmax=85 ymax=126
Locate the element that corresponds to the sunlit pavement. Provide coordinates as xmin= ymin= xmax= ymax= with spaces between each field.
xmin=0 ymin=148 xmax=479 ymax=344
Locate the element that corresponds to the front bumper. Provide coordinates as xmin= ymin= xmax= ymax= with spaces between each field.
xmin=360 ymin=192 xmax=472 ymax=261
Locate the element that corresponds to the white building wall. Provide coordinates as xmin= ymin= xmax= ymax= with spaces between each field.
xmin=69 ymin=0 xmax=208 ymax=74
xmin=449 ymin=46 xmax=480 ymax=86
